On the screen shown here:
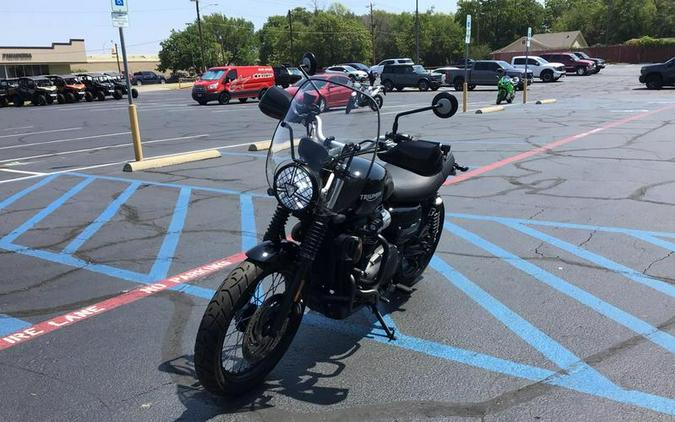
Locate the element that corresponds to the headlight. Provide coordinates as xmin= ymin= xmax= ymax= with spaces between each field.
xmin=208 ymin=83 xmax=218 ymax=90
xmin=273 ymin=164 xmax=317 ymax=211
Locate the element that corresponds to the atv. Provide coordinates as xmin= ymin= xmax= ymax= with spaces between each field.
xmin=46 ymin=75 xmax=92 ymax=103
xmin=12 ymin=76 xmax=58 ymax=106
xmin=103 ymin=72 xmax=139 ymax=99
xmin=75 ymin=73 xmax=122 ymax=101
xmin=0 ymin=79 xmax=15 ymax=107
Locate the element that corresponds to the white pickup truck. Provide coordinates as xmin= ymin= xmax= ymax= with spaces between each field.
xmin=511 ymin=56 xmax=566 ymax=82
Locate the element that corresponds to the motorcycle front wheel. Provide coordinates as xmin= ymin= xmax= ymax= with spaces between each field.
xmin=194 ymin=260 xmax=304 ymax=396
xmin=370 ymin=94 xmax=384 ymax=111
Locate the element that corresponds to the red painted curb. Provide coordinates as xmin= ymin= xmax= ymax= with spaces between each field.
xmin=0 ymin=252 xmax=246 ymax=351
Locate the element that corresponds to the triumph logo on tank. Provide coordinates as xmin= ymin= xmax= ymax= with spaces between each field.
xmin=360 ymin=192 xmax=382 ymax=201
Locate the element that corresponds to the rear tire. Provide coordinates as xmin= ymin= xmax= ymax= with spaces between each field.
xmin=194 ymin=260 xmax=303 ymax=396
xmin=65 ymin=92 xmax=76 ymax=103
xmin=418 ymin=79 xmax=430 ymax=91
xmin=453 ymin=78 xmax=464 ymax=91
xmin=84 ymin=92 xmax=94 ymax=102
xmin=113 ymin=90 xmax=123 ymax=100
xmin=131 ymin=88 xmax=139 ymax=99
xmin=57 ymin=93 xmax=66 ymax=104
xmin=97 ymin=91 xmax=106 ymax=101
xmin=382 ymin=80 xmax=394 ymax=92
xmin=14 ymin=95 xmax=24 ymax=107
xmin=370 ymin=94 xmax=383 ymax=111
xmin=32 ymin=95 xmax=47 ymax=106
xmin=576 ymin=66 xmax=587 ymax=76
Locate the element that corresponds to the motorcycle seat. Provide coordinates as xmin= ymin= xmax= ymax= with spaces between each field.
xmin=385 ymin=157 xmax=454 ymax=203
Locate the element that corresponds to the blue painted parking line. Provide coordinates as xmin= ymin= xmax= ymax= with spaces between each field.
xmin=0 ymin=174 xmax=58 ymax=211
xmin=446 ymin=212 xmax=675 ymax=239
xmin=503 ymin=222 xmax=675 ymax=297
xmin=240 ymin=194 xmax=258 ymax=251
xmin=149 ymin=187 xmax=192 ymax=280
xmin=1 ymin=176 xmax=95 ymax=245
xmin=443 ymin=220 xmax=675 ymax=355
xmin=62 ymin=181 xmax=142 ymax=255
xmin=0 ymin=315 xmax=32 ymax=337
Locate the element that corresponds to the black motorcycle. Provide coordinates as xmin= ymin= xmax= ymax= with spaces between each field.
xmin=194 ymin=54 xmax=466 ymax=395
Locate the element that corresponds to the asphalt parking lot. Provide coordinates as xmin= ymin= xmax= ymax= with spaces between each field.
xmin=0 ymin=64 xmax=674 ymax=421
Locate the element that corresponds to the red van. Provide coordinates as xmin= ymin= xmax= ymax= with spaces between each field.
xmin=191 ymin=66 xmax=275 ymax=105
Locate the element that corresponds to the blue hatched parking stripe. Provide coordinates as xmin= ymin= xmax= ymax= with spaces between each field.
xmin=443 ymin=220 xmax=675 ymax=355
xmin=0 ymin=174 xmax=59 ymax=211
xmin=0 ymin=315 xmax=32 ymax=337
xmin=1 ymin=176 xmax=95 ymax=244
xmin=148 ymin=187 xmax=192 ymax=281
xmin=240 ymin=194 xmax=258 ymax=251
xmin=503 ymin=222 xmax=675 ymax=298
xmin=62 ymin=181 xmax=142 ymax=255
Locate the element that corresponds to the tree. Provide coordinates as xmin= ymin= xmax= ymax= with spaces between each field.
xmin=158 ymin=14 xmax=256 ymax=73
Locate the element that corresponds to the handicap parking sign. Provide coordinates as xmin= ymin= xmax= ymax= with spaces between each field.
xmin=111 ymin=0 xmax=128 ymax=13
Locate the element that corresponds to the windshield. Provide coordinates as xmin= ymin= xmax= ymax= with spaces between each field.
xmin=576 ymin=52 xmax=589 ymax=59
xmin=341 ymin=65 xmax=357 ymax=72
xmin=497 ymin=61 xmax=514 ymax=69
xmin=413 ymin=65 xmax=427 ymax=73
xmin=266 ymin=78 xmax=380 ymax=190
xmin=201 ymin=70 xmax=225 ymax=81
xmin=36 ymin=79 xmax=52 ymax=87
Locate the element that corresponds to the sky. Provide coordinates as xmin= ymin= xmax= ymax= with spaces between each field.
xmin=0 ymin=0 xmax=460 ymax=56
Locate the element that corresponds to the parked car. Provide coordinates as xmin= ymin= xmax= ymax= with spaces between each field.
xmin=11 ymin=76 xmax=58 ymax=106
xmin=572 ymin=51 xmax=605 ymax=72
xmin=370 ymin=58 xmax=414 ymax=76
xmin=431 ymin=66 xmax=459 ymax=86
xmin=511 ymin=56 xmax=566 ymax=82
xmin=192 ymin=66 xmax=275 ymax=105
xmin=639 ymin=57 xmax=675 ymax=89
xmin=273 ymin=65 xmax=304 ymax=88
xmin=284 ymin=73 xmax=353 ymax=111
xmin=380 ymin=64 xmax=443 ymax=92
xmin=131 ymin=71 xmax=167 ymax=86
xmin=103 ymin=72 xmax=139 ymax=99
xmin=539 ymin=53 xmax=595 ymax=76
xmin=75 ymin=73 xmax=121 ymax=101
xmin=325 ymin=65 xmax=368 ymax=82
xmin=453 ymin=58 xmax=475 ymax=68
xmin=445 ymin=60 xmax=533 ymax=91
xmin=0 ymin=79 xmax=15 ymax=107
xmin=341 ymin=62 xmax=371 ymax=74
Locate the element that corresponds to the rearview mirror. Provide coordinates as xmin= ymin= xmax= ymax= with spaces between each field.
xmin=432 ymin=92 xmax=458 ymax=119
xmin=300 ymin=52 xmax=317 ymax=76
xmin=258 ymin=86 xmax=292 ymax=120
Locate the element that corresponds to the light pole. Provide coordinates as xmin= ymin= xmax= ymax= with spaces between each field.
xmin=190 ymin=0 xmax=206 ymax=73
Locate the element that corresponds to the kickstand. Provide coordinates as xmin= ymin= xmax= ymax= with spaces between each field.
xmin=370 ymin=304 xmax=396 ymax=341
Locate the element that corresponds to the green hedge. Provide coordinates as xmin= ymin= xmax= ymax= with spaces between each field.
xmin=625 ymin=36 xmax=675 ymax=47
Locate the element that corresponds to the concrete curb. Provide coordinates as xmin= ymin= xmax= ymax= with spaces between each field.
xmin=123 ymin=149 xmax=221 ymax=172
xmin=536 ymin=99 xmax=557 ymax=105
xmin=248 ymin=140 xmax=272 ymax=151
xmin=475 ymin=105 xmax=505 ymax=114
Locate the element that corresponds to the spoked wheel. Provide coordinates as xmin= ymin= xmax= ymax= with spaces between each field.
xmin=194 ymin=260 xmax=304 ymax=396
xmin=370 ymin=94 xmax=383 ymax=111
xmin=395 ymin=201 xmax=445 ymax=285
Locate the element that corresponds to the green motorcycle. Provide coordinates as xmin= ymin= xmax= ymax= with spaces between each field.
xmin=496 ymin=74 xmax=516 ymax=105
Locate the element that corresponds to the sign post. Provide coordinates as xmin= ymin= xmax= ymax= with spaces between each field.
xmin=112 ymin=0 xmax=143 ymax=162
xmin=524 ymin=26 xmax=531 ymax=104
xmin=463 ymin=14 xmax=471 ymax=113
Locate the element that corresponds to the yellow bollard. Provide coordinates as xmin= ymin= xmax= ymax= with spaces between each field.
xmin=523 ymin=78 xmax=528 ymax=104
xmin=128 ymin=104 xmax=143 ymax=162
xmin=463 ymin=82 xmax=468 ymax=112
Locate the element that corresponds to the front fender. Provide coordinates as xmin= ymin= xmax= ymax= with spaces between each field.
xmin=246 ymin=240 xmax=299 ymax=268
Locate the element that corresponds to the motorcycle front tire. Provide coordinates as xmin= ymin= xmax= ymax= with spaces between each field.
xmin=194 ymin=260 xmax=304 ymax=396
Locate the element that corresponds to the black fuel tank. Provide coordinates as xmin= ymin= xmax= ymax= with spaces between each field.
xmin=331 ymin=157 xmax=390 ymax=216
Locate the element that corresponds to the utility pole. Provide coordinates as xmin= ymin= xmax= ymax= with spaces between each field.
xmin=415 ymin=0 xmax=420 ymax=63
xmin=114 ymin=43 xmax=121 ymax=73
xmin=191 ymin=0 xmax=206 ymax=72
xmin=369 ymin=2 xmax=375 ymax=64
xmin=287 ymin=10 xmax=294 ymax=63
